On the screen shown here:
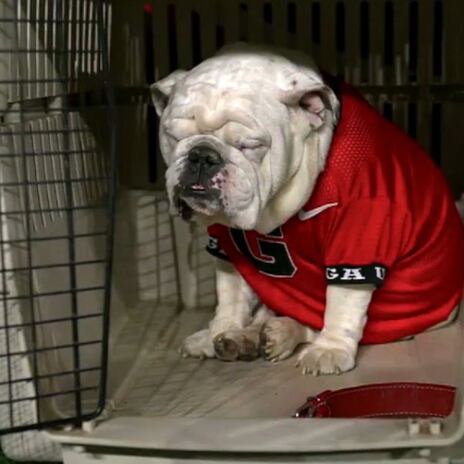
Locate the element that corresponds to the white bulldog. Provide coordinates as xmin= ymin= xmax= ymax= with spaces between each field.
xmin=151 ymin=43 xmax=464 ymax=375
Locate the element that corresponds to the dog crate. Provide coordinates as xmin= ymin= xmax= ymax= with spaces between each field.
xmin=0 ymin=0 xmax=463 ymax=463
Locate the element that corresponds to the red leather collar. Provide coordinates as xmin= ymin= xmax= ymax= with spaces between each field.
xmin=293 ymin=382 xmax=456 ymax=419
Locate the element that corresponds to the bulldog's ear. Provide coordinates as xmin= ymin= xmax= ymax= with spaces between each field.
xmin=150 ymin=70 xmax=187 ymax=117
xmin=299 ymin=87 xmax=339 ymax=129
xmin=280 ymin=80 xmax=339 ymax=129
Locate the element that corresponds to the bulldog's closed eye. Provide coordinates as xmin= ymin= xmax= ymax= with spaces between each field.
xmin=239 ymin=141 xmax=263 ymax=150
xmin=238 ymin=139 xmax=267 ymax=155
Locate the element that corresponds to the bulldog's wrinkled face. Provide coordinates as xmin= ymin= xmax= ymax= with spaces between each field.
xmin=151 ymin=44 xmax=339 ymax=232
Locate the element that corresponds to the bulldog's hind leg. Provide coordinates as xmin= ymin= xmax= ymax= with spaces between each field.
xmin=261 ymin=317 xmax=317 ymax=362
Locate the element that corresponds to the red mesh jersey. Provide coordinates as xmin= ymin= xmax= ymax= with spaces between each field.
xmin=207 ymin=82 xmax=464 ymax=344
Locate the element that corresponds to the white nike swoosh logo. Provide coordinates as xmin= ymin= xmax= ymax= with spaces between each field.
xmin=298 ymin=202 xmax=339 ymax=221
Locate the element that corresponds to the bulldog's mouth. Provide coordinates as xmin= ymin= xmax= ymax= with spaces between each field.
xmin=174 ymin=183 xmax=222 ymax=221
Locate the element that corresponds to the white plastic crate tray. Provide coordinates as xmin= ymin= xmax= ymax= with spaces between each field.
xmin=109 ymin=311 xmax=461 ymax=421
xmin=47 ymin=192 xmax=464 ymax=455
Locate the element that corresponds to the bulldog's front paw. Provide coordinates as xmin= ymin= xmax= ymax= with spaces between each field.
xmin=179 ymin=329 xmax=215 ymax=359
xmin=261 ymin=317 xmax=305 ymax=362
xmin=213 ymin=328 xmax=261 ymax=361
xmin=296 ymin=340 xmax=355 ymax=375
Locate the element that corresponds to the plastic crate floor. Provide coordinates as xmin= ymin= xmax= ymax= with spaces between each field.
xmin=110 ymin=304 xmax=462 ymax=420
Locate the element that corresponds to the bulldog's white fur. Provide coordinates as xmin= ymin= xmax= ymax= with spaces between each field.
xmin=152 ymin=43 xmax=375 ymax=375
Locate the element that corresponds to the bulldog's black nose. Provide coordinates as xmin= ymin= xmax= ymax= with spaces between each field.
xmin=187 ymin=146 xmax=222 ymax=167
xmin=181 ymin=146 xmax=223 ymax=193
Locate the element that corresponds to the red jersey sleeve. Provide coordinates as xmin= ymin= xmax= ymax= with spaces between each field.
xmin=324 ymin=197 xmax=411 ymax=286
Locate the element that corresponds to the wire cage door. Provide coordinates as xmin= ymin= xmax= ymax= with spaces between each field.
xmin=0 ymin=0 xmax=116 ymax=435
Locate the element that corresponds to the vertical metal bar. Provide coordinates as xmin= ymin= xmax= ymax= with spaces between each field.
xmin=96 ymin=0 xmax=116 ymax=416
xmin=36 ymin=117 xmax=54 ymax=224
xmin=417 ymin=0 xmax=433 ymax=151
xmin=13 ymin=1 xmax=42 ymax=426
xmin=48 ymin=116 xmax=65 ymax=216
xmin=29 ymin=122 xmax=47 ymax=228
xmin=247 ymin=0 xmax=264 ymax=44
xmin=36 ymin=0 xmax=44 ymax=97
xmin=369 ymin=0 xmax=383 ymax=85
xmin=77 ymin=0 xmax=84 ymax=78
xmin=441 ymin=0 xmax=463 ymax=192
xmin=175 ymin=2 xmax=193 ymax=70
xmin=70 ymin=115 xmax=82 ymax=203
xmin=246 ymin=0 xmax=264 ymax=43
xmin=197 ymin=0 xmax=215 ymax=61
xmin=0 ymin=141 xmax=14 ymax=428
xmin=144 ymin=2 xmax=157 ymax=184
xmin=69 ymin=0 xmax=77 ymax=92
xmin=24 ymin=122 xmax=40 ymax=231
xmin=417 ymin=0 xmax=433 ymax=81
xmin=223 ymin=0 xmax=240 ymax=44
xmin=320 ymin=0 xmax=336 ymax=74
xmin=310 ymin=1 xmax=321 ymax=66
xmin=383 ymin=1 xmax=394 ymax=85
xmin=190 ymin=9 xmax=202 ymax=66
xmin=271 ymin=0 xmax=286 ymax=47
xmin=99 ymin=0 xmax=105 ymax=73
xmin=430 ymin=102 xmax=441 ymax=165
xmin=286 ymin=1 xmax=297 ymax=49
xmin=432 ymin=0 xmax=443 ymax=82
xmin=444 ymin=0 xmax=464 ymax=83
xmin=167 ymin=3 xmax=178 ymax=72
xmin=51 ymin=0 xmax=57 ymax=95
xmin=43 ymin=0 xmax=51 ymax=96
xmin=84 ymin=0 xmax=91 ymax=76
xmin=296 ymin=0 xmax=312 ymax=55
xmin=407 ymin=101 xmax=417 ymax=139
xmin=26 ymin=0 xmax=32 ymax=99
xmin=56 ymin=0 xmax=82 ymax=420
xmin=89 ymin=0 xmax=96 ymax=74
xmin=431 ymin=0 xmax=443 ymax=165
xmin=29 ymin=0 xmax=38 ymax=99
xmin=359 ymin=0 xmax=369 ymax=83
xmin=74 ymin=113 xmax=89 ymax=205
xmin=335 ymin=0 xmax=346 ymax=78
xmin=152 ymin=0 xmax=169 ymax=80
xmin=392 ymin=0 xmax=407 ymax=129
xmin=345 ymin=0 xmax=360 ymax=84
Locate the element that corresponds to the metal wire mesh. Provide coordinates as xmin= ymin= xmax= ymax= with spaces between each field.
xmin=0 ymin=0 xmax=115 ymax=435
